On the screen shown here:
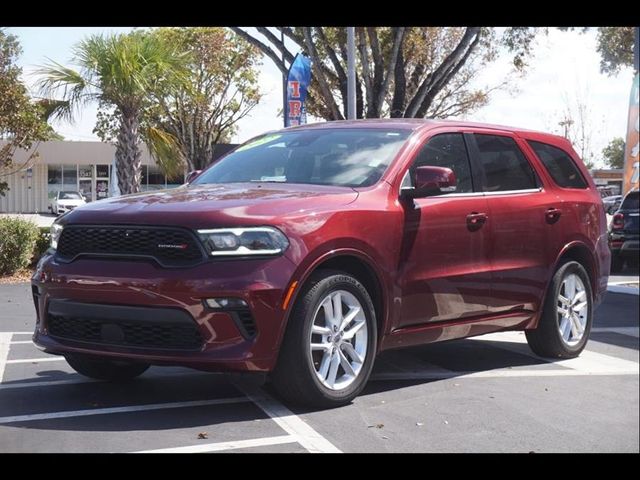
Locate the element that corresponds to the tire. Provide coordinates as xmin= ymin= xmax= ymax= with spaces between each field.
xmin=272 ymin=270 xmax=378 ymax=408
xmin=65 ymin=354 xmax=150 ymax=381
xmin=610 ymin=254 xmax=625 ymax=273
xmin=525 ymin=261 xmax=593 ymax=359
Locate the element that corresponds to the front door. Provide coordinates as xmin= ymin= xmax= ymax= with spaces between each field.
xmin=398 ymin=132 xmax=493 ymax=328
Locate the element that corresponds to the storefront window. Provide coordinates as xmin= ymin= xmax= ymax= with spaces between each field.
xmin=79 ymin=165 xmax=93 ymax=179
xmin=167 ymin=171 xmax=185 ymax=189
xmin=63 ymin=165 xmax=77 ymax=190
xmin=47 ymin=165 xmax=62 ymax=201
xmin=147 ymin=165 xmax=165 ymax=190
xmin=96 ymin=164 xmax=109 ymax=178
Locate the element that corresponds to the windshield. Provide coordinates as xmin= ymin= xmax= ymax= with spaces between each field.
xmin=59 ymin=192 xmax=82 ymax=200
xmin=193 ymin=128 xmax=412 ymax=188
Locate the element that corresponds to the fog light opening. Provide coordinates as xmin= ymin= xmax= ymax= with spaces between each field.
xmin=205 ymin=297 xmax=248 ymax=310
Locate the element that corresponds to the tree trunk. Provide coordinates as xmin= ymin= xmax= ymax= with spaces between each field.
xmin=116 ymin=112 xmax=142 ymax=195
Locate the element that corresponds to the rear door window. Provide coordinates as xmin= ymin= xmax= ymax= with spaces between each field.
xmin=473 ymin=134 xmax=538 ymax=192
xmin=527 ymin=140 xmax=588 ymax=189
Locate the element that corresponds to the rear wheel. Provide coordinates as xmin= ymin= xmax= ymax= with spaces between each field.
xmin=65 ymin=354 xmax=150 ymax=381
xmin=272 ymin=270 xmax=377 ymax=408
xmin=526 ymin=261 xmax=592 ymax=358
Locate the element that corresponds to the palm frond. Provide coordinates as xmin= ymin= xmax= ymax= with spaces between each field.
xmin=143 ymin=126 xmax=185 ymax=179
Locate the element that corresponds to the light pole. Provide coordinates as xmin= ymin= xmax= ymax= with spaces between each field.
xmin=347 ymin=27 xmax=356 ymax=120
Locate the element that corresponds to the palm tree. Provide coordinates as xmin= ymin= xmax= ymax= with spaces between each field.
xmin=38 ymin=32 xmax=188 ymax=194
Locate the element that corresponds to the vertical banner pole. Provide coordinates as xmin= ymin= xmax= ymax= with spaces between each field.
xmin=347 ymin=27 xmax=356 ymax=120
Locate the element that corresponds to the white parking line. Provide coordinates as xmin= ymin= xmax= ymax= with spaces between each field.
xmin=235 ymin=382 xmax=341 ymax=453
xmin=137 ymin=435 xmax=298 ymax=453
xmin=10 ymin=340 xmax=34 ymax=345
xmin=0 ymin=397 xmax=251 ymax=424
xmin=371 ymin=369 xmax=638 ymax=381
xmin=0 ymin=378 xmax=97 ymax=390
xmin=0 ymin=333 xmax=11 ymax=383
xmin=6 ymin=357 xmax=65 ymax=364
xmin=3 ymin=332 xmax=33 ymax=335
xmin=592 ymin=327 xmax=640 ymax=338
xmin=471 ymin=331 xmax=639 ymax=374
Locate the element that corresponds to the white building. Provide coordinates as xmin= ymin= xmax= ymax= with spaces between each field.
xmin=0 ymin=141 xmax=235 ymax=213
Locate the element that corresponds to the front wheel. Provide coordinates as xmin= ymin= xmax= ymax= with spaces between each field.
xmin=65 ymin=354 xmax=150 ymax=381
xmin=272 ymin=271 xmax=377 ymax=408
xmin=526 ymin=261 xmax=593 ymax=358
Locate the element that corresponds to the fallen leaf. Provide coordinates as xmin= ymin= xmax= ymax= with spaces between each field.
xmin=198 ymin=432 xmax=208 ymax=439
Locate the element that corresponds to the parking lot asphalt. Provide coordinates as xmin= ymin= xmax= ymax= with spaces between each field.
xmin=0 ymin=271 xmax=637 ymax=453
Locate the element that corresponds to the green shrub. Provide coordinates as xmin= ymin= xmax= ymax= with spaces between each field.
xmin=33 ymin=227 xmax=52 ymax=265
xmin=0 ymin=218 xmax=40 ymax=275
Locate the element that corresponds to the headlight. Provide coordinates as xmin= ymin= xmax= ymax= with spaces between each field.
xmin=197 ymin=227 xmax=289 ymax=257
xmin=50 ymin=223 xmax=64 ymax=249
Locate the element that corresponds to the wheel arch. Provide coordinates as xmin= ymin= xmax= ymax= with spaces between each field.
xmin=278 ymin=249 xmax=389 ymax=353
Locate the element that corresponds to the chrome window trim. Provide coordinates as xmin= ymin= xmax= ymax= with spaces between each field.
xmin=482 ymin=188 xmax=543 ymax=196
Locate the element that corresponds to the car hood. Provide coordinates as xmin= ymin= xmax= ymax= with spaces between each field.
xmin=63 ymin=183 xmax=359 ymax=229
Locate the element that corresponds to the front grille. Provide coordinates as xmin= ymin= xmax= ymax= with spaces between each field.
xmin=56 ymin=225 xmax=204 ymax=266
xmin=48 ymin=314 xmax=203 ymax=351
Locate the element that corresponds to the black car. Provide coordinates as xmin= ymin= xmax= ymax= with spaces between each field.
xmin=609 ymin=189 xmax=639 ymax=272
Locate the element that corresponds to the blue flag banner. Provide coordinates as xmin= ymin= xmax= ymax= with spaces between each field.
xmin=285 ymin=53 xmax=312 ymax=127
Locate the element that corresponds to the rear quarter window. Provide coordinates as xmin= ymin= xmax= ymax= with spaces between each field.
xmin=527 ymin=140 xmax=588 ymax=189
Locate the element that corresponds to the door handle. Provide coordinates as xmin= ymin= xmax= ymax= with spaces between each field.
xmin=545 ymin=207 xmax=562 ymax=224
xmin=466 ymin=212 xmax=488 ymax=231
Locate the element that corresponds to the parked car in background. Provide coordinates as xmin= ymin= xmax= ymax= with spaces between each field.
xmin=32 ymin=120 xmax=610 ymax=408
xmin=603 ymin=195 xmax=623 ymax=215
xmin=609 ymin=189 xmax=640 ymax=272
xmin=49 ymin=191 xmax=86 ymax=216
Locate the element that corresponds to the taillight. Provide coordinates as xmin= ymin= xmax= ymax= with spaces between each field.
xmin=612 ymin=213 xmax=624 ymax=230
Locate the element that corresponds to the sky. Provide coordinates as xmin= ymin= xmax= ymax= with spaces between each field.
xmin=7 ymin=27 xmax=636 ymax=167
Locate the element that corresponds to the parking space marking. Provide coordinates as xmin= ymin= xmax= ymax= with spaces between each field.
xmin=137 ymin=435 xmax=298 ymax=453
xmin=592 ymin=327 xmax=640 ymax=338
xmin=371 ymin=369 xmax=638 ymax=381
xmin=236 ymin=382 xmax=341 ymax=453
xmin=471 ymin=331 xmax=639 ymax=374
xmin=0 ymin=397 xmax=251 ymax=424
xmin=4 ymin=332 xmax=33 ymax=335
xmin=6 ymin=357 xmax=65 ymax=364
xmin=0 ymin=333 xmax=11 ymax=383
xmin=10 ymin=340 xmax=34 ymax=345
xmin=0 ymin=378 xmax=97 ymax=390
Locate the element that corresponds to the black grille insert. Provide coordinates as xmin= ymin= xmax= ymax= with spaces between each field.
xmin=48 ymin=315 xmax=203 ymax=350
xmin=56 ymin=225 xmax=204 ymax=266
xmin=46 ymin=300 xmax=204 ymax=351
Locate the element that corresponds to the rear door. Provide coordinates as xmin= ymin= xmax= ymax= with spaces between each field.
xmin=466 ymin=131 xmax=562 ymax=315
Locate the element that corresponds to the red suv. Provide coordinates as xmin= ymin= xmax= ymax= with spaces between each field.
xmin=32 ymin=120 xmax=610 ymax=407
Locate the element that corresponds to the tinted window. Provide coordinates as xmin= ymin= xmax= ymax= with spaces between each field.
xmin=621 ymin=191 xmax=639 ymax=210
xmin=527 ymin=140 xmax=587 ymax=188
xmin=474 ymin=134 xmax=538 ymax=192
xmin=194 ymin=129 xmax=411 ymax=188
xmin=410 ymin=133 xmax=474 ymax=193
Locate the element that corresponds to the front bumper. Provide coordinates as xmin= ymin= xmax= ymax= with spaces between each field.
xmin=31 ymin=252 xmax=297 ymax=372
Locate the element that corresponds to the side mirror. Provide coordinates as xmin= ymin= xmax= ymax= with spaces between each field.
xmin=186 ymin=170 xmax=202 ymax=184
xmin=401 ymin=166 xmax=457 ymax=199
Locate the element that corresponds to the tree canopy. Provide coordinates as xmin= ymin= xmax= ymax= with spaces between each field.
xmin=602 ymin=137 xmax=625 ymax=169
xmin=232 ymin=27 xmax=538 ymax=121
xmin=1 ymin=29 xmax=54 ymax=196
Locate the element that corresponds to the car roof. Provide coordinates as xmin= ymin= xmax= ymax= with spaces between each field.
xmin=276 ymin=119 xmax=567 ymax=144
